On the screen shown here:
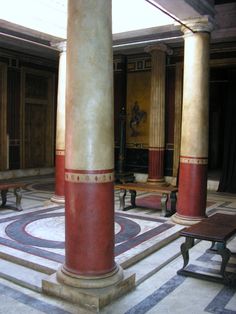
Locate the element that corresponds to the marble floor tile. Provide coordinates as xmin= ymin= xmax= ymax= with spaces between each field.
xmin=0 ymin=175 xmax=236 ymax=313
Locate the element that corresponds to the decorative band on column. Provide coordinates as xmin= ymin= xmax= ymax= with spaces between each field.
xmin=180 ymin=156 xmax=208 ymax=165
xmin=65 ymin=169 xmax=114 ymax=183
xmin=56 ymin=149 xmax=65 ymax=156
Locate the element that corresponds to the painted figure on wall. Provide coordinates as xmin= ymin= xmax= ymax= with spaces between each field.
xmin=129 ymin=101 xmax=147 ymax=137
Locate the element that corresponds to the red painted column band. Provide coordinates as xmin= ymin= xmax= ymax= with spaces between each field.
xmin=55 ymin=150 xmax=65 ymax=197
xmin=177 ymin=156 xmax=208 ymax=219
xmin=148 ymin=148 xmax=164 ymax=181
xmin=64 ymin=169 xmax=115 ymax=276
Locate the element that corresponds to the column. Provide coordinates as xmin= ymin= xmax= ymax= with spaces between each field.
xmin=173 ymin=63 xmax=183 ymax=182
xmin=51 ymin=41 xmax=66 ymax=203
xmin=43 ymin=1 xmax=135 ymax=310
xmin=145 ymin=44 xmax=171 ymax=184
xmin=43 ymin=3 xmax=135 ymax=309
xmin=57 ymin=0 xmax=124 ymax=286
xmin=58 ymin=0 xmax=122 ymax=288
xmin=172 ymin=17 xmax=214 ymax=225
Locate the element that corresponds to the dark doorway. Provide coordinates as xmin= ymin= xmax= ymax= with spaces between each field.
xmin=208 ymin=68 xmax=228 ymax=179
xmin=218 ymin=68 xmax=236 ymax=193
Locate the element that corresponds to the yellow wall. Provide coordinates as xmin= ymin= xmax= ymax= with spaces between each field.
xmin=126 ymin=71 xmax=151 ymax=148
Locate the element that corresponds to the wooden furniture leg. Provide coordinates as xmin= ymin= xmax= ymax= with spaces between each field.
xmin=130 ymin=190 xmax=137 ymax=208
xmin=170 ymin=191 xmax=177 ymax=215
xmin=161 ymin=193 xmax=168 ymax=216
xmin=180 ymin=237 xmax=195 ymax=269
xmin=14 ymin=187 xmax=23 ymax=211
xmin=1 ymin=189 xmax=8 ymax=207
xmin=118 ymin=189 xmax=126 ymax=211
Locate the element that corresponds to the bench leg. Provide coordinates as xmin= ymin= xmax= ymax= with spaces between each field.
xmin=1 ymin=189 xmax=8 ymax=207
xmin=170 ymin=191 xmax=177 ymax=215
xmin=161 ymin=193 xmax=168 ymax=216
xmin=14 ymin=188 xmax=23 ymax=211
xmin=130 ymin=190 xmax=136 ymax=208
xmin=180 ymin=237 xmax=194 ymax=269
xmin=122 ymin=190 xmax=136 ymax=211
xmin=218 ymin=246 xmax=231 ymax=281
xmin=209 ymin=242 xmax=233 ymax=284
xmin=119 ymin=189 xmax=126 ymax=211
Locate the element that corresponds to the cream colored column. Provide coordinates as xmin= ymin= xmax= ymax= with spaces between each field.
xmin=42 ymin=1 xmax=134 ymax=311
xmin=172 ymin=17 xmax=214 ymax=225
xmin=173 ymin=63 xmax=183 ymax=181
xmin=145 ymin=44 xmax=172 ymax=184
xmin=51 ymin=41 xmax=66 ymax=203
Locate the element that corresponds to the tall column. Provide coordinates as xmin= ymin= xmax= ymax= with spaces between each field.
xmin=173 ymin=63 xmax=183 ymax=181
xmin=43 ymin=3 xmax=135 ymax=309
xmin=172 ymin=17 xmax=214 ymax=225
xmin=51 ymin=41 xmax=66 ymax=203
xmin=57 ymin=0 xmax=124 ymax=285
xmin=145 ymin=44 xmax=171 ymax=184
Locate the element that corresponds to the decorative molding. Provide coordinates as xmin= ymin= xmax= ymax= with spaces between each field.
xmin=181 ymin=16 xmax=215 ymax=34
xmin=127 ymin=143 xmax=149 ymax=149
xmin=149 ymin=147 xmax=165 ymax=151
xmin=65 ymin=169 xmax=114 ymax=183
xmin=180 ymin=156 xmax=208 ymax=165
xmin=144 ymin=43 xmax=173 ymax=55
xmin=113 ymin=55 xmax=126 ymax=72
xmin=56 ymin=149 xmax=65 ymax=156
xmin=127 ymin=56 xmax=151 ymax=72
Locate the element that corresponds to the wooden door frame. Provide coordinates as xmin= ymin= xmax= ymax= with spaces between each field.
xmin=20 ymin=67 xmax=55 ymax=169
xmin=0 ymin=62 xmax=8 ymax=170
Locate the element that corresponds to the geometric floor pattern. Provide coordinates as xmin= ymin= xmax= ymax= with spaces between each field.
xmin=0 ymin=175 xmax=236 ymax=313
xmin=0 ymin=198 xmax=181 ymax=272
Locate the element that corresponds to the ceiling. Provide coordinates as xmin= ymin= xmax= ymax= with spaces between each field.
xmin=0 ymin=0 xmax=235 ymax=59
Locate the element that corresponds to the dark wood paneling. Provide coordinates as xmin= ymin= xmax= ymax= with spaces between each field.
xmin=7 ymin=68 xmax=20 ymax=169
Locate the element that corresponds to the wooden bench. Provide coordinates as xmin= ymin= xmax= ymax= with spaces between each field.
xmin=178 ymin=213 xmax=236 ymax=285
xmin=0 ymin=182 xmax=27 ymax=211
xmin=115 ymin=182 xmax=178 ymax=217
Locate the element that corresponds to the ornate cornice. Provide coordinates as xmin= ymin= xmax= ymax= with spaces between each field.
xmin=181 ymin=16 xmax=215 ymax=34
xmin=144 ymin=43 xmax=173 ymax=55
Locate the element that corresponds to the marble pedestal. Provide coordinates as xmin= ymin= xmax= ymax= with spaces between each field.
xmin=42 ymin=270 xmax=135 ymax=312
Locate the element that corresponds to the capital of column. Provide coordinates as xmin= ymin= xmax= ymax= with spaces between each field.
xmin=181 ymin=16 xmax=214 ymax=35
xmin=51 ymin=40 xmax=67 ymax=53
xmin=144 ymin=43 xmax=173 ymax=56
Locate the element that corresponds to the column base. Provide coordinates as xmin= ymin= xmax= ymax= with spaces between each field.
xmin=57 ymin=264 xmax=124 ymax=289
xmin=42 ymin=266 xmax=135 ymax=312
xmin=147 ymin=178 xmax=167 ymax=186
xmin=50 ymin=194 xmax=65 ymax=204
xmin=171 ymin=212 xmax=206 ymax=226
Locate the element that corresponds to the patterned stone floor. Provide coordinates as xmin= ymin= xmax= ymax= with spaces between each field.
xmin=0 ymin=175 xmax=235 ymax=313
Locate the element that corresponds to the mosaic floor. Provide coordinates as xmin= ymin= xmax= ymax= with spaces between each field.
xmin=0 ymin=175 xmax=236 ymax=313
xmin=0 ymin=203 xmax=181 ymax=272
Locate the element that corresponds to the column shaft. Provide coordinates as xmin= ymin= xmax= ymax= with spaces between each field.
xmin=63 ymin=0 xmax=116 ymax=278
xmin=174 ymin=20 xmax=213 ymax=224
xmin=146 ymin=45 xmax=169 ymax=183
xmin=52 ymin=42 xmax=66 ymax=203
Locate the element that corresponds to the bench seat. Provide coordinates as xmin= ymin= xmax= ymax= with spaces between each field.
xmin=178 ymin=213 xmax=236 ymax=285
xmin=0 ymin=182 xmax=27 ymax=211
xmin=115 ymin=182 xmax=178 ymax=217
